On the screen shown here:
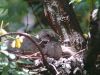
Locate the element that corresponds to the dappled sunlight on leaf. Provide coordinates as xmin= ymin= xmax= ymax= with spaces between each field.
xmin=11 ymin=36 xmax=24 ymax=48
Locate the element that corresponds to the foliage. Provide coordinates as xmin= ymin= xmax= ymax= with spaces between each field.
xmin=71 ymin=0 xmax=100 ymax=33
xmin=0 ymin=0 xmax=100 ymax=75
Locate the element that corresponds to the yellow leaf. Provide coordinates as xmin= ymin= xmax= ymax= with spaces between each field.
xmin=19 ymin=36 xmax=24 ymax=43
xmin=11 ymin=36 xmax=23 ymax=48
xmin=15 ymin=38 xmax=22 ymax=48
xmin=16 ymin=35 xmax=24 ymax=43
xmin=11 ymin=40 xmax=16 ymax=48
xmin=83 ymin=33 xmax=88 ymax=39
xmin=0 ymin=29 xmax=7 ymax=35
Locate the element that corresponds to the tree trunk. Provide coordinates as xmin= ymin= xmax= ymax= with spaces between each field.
xmin=43 ymin=0 xmax=86 ymax=51
xmin=84 ymin=7 xmax=100 ymax=75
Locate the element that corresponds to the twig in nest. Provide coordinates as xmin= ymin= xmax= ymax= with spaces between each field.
xmin=1 ymin=32 xmax=61 ymax=75
xmin=73 ymin=49 xmax=86 ymax=56
xmin=0 ymin=32 xmax=49 ymax=68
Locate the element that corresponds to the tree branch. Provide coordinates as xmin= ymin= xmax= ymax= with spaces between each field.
xmin=43 ymin=0 xmax=86 ymax=51
xmin=84 ymin=7 xmax=100 ymax=75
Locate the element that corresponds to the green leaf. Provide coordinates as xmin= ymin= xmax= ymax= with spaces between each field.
xmin=1 ymin=65 xmax=9 ymax=75
xmin=1 ymin=43 xmax=8 ymax=50
xmin=86 ymin=0 xmax=96 ymax=11
xmin=1 ymin=50 xmax=9 ymax=56
xmin=0 ymin=0 xmax=8 ymax=7
xmin=8 ymin=53 xmax=16 ymax=60
xmin=16 ymin=59 xmax=33 ymax=65
xmin=0 ymin=8 xmax=8 ymax=17
xmin=70 ymin=0 xmax=82 ymax=4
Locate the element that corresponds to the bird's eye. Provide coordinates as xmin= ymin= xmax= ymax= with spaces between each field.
xmin=42 ymin=41 xmax=48 ymax=44
xmin=64 ymin=41 xmax=71 ymax=47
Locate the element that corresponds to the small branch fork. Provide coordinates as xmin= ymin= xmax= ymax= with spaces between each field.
xmin=0 ymin=32 xmax=43 ymax=55
xmin=0 ymin=32 xmax=49 ymax=67
xmin=0 ymin=32 xmax=62 ymax=74
xmin=0 ymin=32 xmax=86 ymax=59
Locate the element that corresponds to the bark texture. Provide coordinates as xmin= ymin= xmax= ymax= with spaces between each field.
xmin=84 ymin=7 xmax=100 ymax=75
xmin=43 ymin=0 xmax=86 ymax=51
